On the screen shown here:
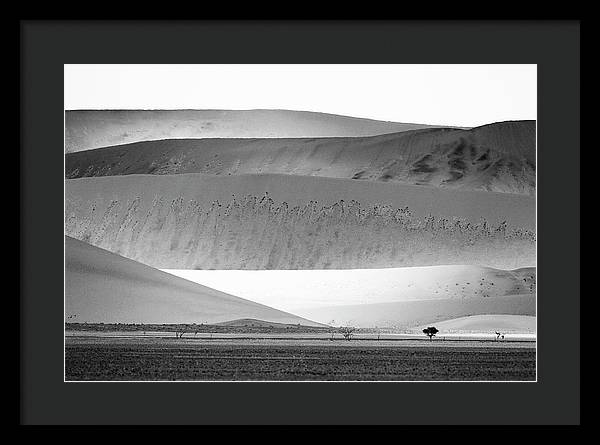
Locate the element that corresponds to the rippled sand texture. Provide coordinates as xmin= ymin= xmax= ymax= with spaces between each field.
xmin=65 ymin=175 xmax=535 ymax=270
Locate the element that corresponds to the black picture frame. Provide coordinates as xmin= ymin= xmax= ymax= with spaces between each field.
xmin=20 ymin=20 xmax=580 ymax=425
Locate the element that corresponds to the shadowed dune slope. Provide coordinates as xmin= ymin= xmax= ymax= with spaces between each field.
xmin=65 ymin=174 xmax=535 ymax=270
xmin=293 ymin=295 xmax=535 ymax=329
xmin=64 ymin=236 xmax=324 ymax=326
xmin=66 ymin=120 xmax=535 ymax=195
xmin=65 ymin=109 xmax=447 ymax=152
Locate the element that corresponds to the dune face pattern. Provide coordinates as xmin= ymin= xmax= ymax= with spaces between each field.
xmin=65 ymin=235 xmax=324 ymax=326
xmin=65 ymin=175 xmax=535 ymax=270
xmin=65 ymin=109 xmax=446 ymax=153
xmin=66 ymin=120 xmax=535 ymax=195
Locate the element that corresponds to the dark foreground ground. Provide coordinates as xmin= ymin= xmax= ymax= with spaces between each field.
xmin=65 ymin=337 xmax=535 ymax=381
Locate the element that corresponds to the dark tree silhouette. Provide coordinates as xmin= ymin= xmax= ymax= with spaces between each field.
xmin=175 ymin=325 xmax=188 ymax=338
xmin=423 ymin=326 xmax=439 ymax=341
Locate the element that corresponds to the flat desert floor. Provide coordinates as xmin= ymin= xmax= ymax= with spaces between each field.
xmin=65 ymin=335 xmax=535 ymax=381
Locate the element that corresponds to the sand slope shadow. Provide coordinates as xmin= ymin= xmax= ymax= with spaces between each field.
xmin=65 ymin=235 xmax=324 ymax=326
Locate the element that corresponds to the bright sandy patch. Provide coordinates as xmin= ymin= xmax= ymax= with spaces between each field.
xmin=414 ymin=314 xmax=536 ymax=333
xmin=161 ymin=266 xmax=535 ymax=313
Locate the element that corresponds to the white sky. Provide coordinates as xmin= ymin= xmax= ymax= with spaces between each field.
xmin=65 ymin=64 xmax=536 ymax=127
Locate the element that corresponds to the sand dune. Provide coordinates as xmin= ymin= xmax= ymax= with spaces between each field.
xmin=292 ymin=295 xmax=535 ymax=329
xmin=65 ymin=109 xmax=447 ymax=153
xmin=66 ymin=120 xmax=535 ymax=195
xmin=162 ymin=266 xmax=536 ymax=312
xmin=414 ymin=315 xmax=536 ymax=333
xmin=64 ymin=235 xmax=323 ymax=326
xmin=214 ymin=318 xmax=323 ymax=328
xmin=65 ymin=173 xmax=535 ymax=270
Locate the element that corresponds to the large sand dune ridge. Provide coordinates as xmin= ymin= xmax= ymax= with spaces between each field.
xmin=65 ymin=174 xmax=535 ymax=270
xmin=66 ymin=120 xmax=535 ymax=195
xmin=65 ymin=235 xmax=323 ymax=326
xmin=65 ymin=109 xmax=448 ymax=153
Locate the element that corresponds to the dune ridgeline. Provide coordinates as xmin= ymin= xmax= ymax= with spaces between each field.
xmin=65 ymin=109 xmax=449 ymax=153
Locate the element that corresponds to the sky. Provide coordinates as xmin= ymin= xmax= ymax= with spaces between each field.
xmin=64 ymin=64 xmax=536 ymax=127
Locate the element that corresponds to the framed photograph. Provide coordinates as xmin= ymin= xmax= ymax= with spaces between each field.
xmin=21 ymin=20 xmax=580 ymax=425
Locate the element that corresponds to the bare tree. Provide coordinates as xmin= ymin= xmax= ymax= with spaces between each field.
xmin=175 ymin=325 xmax=188 ymax=338
xmin=339 ymin=326 xmax=357 ymax=341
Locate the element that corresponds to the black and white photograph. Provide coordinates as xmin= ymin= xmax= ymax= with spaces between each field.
xmin=63 ymin=64 xmax=538 ymax=382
